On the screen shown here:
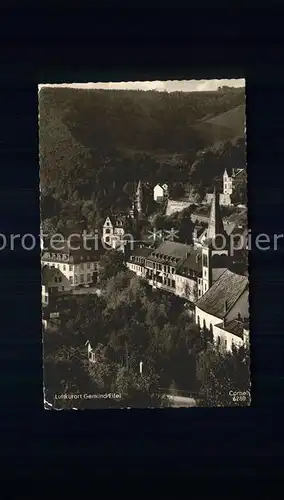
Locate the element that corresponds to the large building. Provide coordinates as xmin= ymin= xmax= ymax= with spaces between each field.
xmin=126 ymin=188 xmax=240 ymax=302
xmin=127 ymin=240 xmax=202 ymax=303
xmin=126 ymin=247 xmax=153 ymax=279
xmin=41 ymin=238 xmax=102 ymax=288
xmin=194 ymin=269 xmax=249 ymax=352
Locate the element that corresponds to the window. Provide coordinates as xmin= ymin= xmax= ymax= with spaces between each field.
xmin=197 ymin=316 xmax=200 ymax=326
xmin=80 ymin=274 xmax=84 ymax=283
xmin=69 ymin=265 xmax=72 ymax=271
xmin=62 ymin=286 xmax=64 ymax=291
xmin=70 ymin=277 xmax=73 ymax=285
xmin=74 ymin=274 xmax=78 ymax=284
xmin=58 ymin=276 xmax=62 ymax=282
xmin=203 ymin=254 xmax=208 ymax=267
xmin=204 ymin=269 xmax=207 ymax=278
xmin=105 ymin=228 xmax=111 ymax=234
xmin=54 ymin=277 xmax=58 ymax=283
xmin=63 ymin=265 xmax=66 ymax=271
xmin=80 ymin=263 xmax=84 ymax=270
xmin=87 ymin=273 xmax=91 ymax=281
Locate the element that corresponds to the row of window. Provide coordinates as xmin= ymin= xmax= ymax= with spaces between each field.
xmin=44 ymin=253 xmax=94 ymax=262
xmin=51 ymin=262 xmax=95 ymax=271
xmin=131 ymin=264 xmax=142 ymax=273
xmin=130 ymin=256 xmax=145 ymax=264
xmin=71 ymin=273 xmax=93 ymax=285
xmin=151 ymin=262 xmax=175 ymax=274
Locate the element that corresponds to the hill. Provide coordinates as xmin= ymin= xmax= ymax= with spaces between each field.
xmin=192 ymin=104 xmax=245 ymax=145
xmin=39 ymin=87 xmax=246 ymax=229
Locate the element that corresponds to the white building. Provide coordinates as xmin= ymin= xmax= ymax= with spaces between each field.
xmin=194 ymin=269 xmax=249 ymax=352
xmin=126 ymin=247 xmax=152 ymax=278
xmin=205 ymin=168 xmax=246 ymax=207
xmin=153 ymin=183 xmax=169 ymax=202
xmin=85 ymin=340 xmax=96 ymax=364
xmin=41 ymin=239 xmax=102 ymax=288
xmin=102 ymin=216 xmax=129 ymax=251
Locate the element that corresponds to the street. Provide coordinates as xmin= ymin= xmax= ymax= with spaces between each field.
xmin=72 ymin=286 xmax=102 ymax=296
xmin=166 ymin=395 xmax=197 ymax=408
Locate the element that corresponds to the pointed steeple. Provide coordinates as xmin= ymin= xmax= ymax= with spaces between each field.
xmin=135 ymin=180 xmax=143 ymax=214
xmin=207 ymin=186 xmax=226 ymax=240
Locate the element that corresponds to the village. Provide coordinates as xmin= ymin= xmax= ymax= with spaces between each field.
xmin=42 ymin=164 xmax=249 ymax=407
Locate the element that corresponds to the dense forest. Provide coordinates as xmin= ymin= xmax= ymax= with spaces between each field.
xmin=39 ymin=86 xmax=246 ymax=232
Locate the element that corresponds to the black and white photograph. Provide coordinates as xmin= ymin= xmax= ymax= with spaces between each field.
xmin=39 ymin=79 xmax=250 ymax=409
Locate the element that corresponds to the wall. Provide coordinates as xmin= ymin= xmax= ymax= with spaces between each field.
xmin=166 ymin=199 xmax=192 ymax=216
xmin=74 ymin=261 xmax=98 ymax=286
xmin=213 ymin=323 xmax=244 ymax=352
xmin=154 ymin=186 xmax=164 ymax=201
xmin=195 ymin=306 xmax=222 ymax=331
xmin=219 ymin=193 xmax=232 ymax=206
xmin=175 ymin=274 xmax=198 ymax=302
xmin=126 ymin=261 xmax=145 ymax=278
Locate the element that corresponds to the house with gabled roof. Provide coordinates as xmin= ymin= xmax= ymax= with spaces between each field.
xmin=195 ymin=269 xmax=249 ymax=352
xmin=153 ymin=183 xmax=169 ymax=203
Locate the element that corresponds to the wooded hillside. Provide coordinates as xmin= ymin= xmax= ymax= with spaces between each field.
xmin=39 ymin=87 xmax=246 ymax=230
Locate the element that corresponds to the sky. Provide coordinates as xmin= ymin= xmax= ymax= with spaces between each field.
xmin=38 ymin=79 xmax=245 ymax=93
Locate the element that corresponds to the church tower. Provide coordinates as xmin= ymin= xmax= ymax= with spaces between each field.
xmin=130 ymin=180 xmax=143 ymax=219
xmin=201 ymin=187 xmax=229 ymax=295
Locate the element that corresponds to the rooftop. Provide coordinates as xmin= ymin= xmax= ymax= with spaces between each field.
xmin=41 ymin=238 xmax=104 ymax=263
xmin=215 ymin=319 xmax=248 ymax=339
xmin=41 ymin=265 xmax=65 ymax=286
xmin=177 ymin=249 xmax=202 ymax=274
xmin=196 ymin=269 xmax=248 ymax=319
xmin=150 ymin=241 xmax=193 ymax=261
xmin=130 ymin=247 xmax=153 ymax=258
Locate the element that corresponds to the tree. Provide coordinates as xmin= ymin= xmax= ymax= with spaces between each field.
xmin=196 ymin=344 xmax=251 ymax=407
xmin=98 ymin=250 xmax=126 ymax=282
xmin=123 ymin=181 xmax=135 ymax=198
xmin=113 ymin=365 xmax=167 ymax=408
xmin=231 ymin=181 xmax=247 ymax=205
xmin=171 ymin=182 xmax=185 ymax=199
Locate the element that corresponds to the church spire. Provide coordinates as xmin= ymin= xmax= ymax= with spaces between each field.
xmin=207 ymin=186 xmax=226 ymax=240
xmin=135 ymin=180 xmax=143 ymax=215
xmin=130 ymin=180 xmax=143 ymax=219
